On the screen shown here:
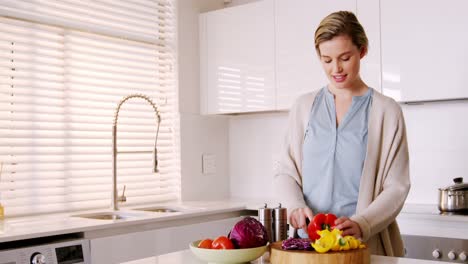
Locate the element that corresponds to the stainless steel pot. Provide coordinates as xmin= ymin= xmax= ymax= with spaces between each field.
xmin=438 ymin=177 xmax=468 ymax=213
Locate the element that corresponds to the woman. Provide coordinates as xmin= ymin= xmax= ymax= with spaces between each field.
xmin=273 ymin=11 xmax=410 ymax=256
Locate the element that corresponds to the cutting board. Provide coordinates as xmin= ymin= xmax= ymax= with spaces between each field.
xmin=270 ymin=241 xmax=370 ymax=264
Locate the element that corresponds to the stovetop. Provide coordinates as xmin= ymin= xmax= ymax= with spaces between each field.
xmin=439 ymin=210 xmax=468 ymax=216
xmin=401 ymin=204 xmax=468 ymax=219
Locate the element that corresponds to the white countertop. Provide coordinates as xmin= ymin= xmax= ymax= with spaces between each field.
xmin=0 ymin=200 xmax=249 ymax=243
xmin=397 ymin=203 xmax=468 ymax=239
xmin=120 ymin=249 xmax=454 ymax=264
xmin=0 ymin=200 xmax=466 ymax=243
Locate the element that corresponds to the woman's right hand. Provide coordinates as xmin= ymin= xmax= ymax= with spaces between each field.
xmin=289 ymin=207 xmax=314 ymax=234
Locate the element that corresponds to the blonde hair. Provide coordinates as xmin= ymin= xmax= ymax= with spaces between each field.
xmin=314 ymin=11 xmax=368 ymax=55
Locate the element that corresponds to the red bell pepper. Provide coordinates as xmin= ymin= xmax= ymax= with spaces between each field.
xmin=307 ymin=213 xmax=337 ymax=241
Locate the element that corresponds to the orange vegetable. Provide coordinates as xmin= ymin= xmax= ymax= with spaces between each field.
xmin=198 ymin=238 xmax=213 ymax=249
xmin=212 ymin=236 xmax=235 ymax=250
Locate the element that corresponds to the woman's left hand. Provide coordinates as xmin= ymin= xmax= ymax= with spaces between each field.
xmin=334 ymin=217 xmax=362 ymax=238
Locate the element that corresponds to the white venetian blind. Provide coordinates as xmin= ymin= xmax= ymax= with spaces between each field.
xmin=0 ymin=0 xmax=180 ymax=217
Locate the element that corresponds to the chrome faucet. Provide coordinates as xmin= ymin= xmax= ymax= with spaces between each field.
xmin=112 ymin=94 xmax=161 ymax=211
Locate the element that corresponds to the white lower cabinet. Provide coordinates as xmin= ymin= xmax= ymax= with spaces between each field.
xmin=89 ymin=217 xmax=241 ymax=264
xmin=90 ymin=229 xmax=158 ymax=264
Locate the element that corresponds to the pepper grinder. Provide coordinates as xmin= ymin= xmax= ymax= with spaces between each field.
xmin=258 ymin=203 xmax=274 ymax=243
xmin=273 ymin=203 xmax=288 ymax=241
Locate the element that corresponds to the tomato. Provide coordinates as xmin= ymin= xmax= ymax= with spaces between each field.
xmin=198 ymin=238 xmax=213 ymax=249
xmin=211 ymin=236 xmax=235 ymax=250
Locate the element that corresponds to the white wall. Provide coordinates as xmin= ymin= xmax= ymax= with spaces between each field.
xmin=177 ymin=0 xmax=231 ymax=201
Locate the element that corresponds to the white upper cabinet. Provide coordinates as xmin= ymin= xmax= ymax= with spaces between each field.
xmin=275 ymin=0 xmax=356 ymax=110
xmin=381 ymin=0 xmax=468 ymax=102
xmin=200 ymin=0 xmax=275 ymax=114
xmin=356 ymin=0 xmax=382 ymax=93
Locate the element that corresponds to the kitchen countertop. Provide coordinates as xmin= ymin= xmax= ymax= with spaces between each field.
xmin=0 ymin=200 xmax=250 ymax=243
xmin=396 ymin=203 xmax=468 ymax=239
xmin=120 ymin=249 xmax=454 ymax=264
xmin=0 ymin=200 xmax=466 ymax=243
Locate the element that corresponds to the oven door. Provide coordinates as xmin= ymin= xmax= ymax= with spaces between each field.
xmin=403 ymin=235 xmax=467 ymax=263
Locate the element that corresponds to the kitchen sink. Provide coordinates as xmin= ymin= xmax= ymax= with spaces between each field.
xmin=72 ymin=211 xmax=147 ymax=220
xmin=133 ymin=206 xmax=182 ymax=213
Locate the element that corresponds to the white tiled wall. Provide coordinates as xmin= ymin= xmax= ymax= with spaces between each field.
xmin=180 ymin=113 xmax=230 ymax=200
xmin=229 ymin=112 xmax=288 ymax=199
xmin=402 ymin=102 xmax=468 ymax=204
xmin=228 ymin=103 xmax=468 ymax=205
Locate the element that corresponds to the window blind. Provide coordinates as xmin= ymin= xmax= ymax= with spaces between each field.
xmin=0 ymin=0 xmax=180 ymax=217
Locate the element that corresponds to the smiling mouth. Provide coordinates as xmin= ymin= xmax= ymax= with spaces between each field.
xmin=332 ymin=75 xmax=347 ymax=82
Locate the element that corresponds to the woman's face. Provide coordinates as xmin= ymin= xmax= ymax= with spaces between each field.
xmin=318 ymin=35 xmax=365 ymax=90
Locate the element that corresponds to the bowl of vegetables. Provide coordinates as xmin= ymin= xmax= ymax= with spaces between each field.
xmin=189 ymin=216 xmax=269 ymax=264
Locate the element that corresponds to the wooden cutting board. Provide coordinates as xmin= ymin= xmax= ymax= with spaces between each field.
xmin=270 ymin=241 xmax=370 ymax=264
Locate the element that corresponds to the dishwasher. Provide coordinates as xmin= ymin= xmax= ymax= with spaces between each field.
xmin=0 ymin=234 xmax=90 ymax=264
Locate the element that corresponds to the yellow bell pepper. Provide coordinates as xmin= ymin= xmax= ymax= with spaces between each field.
xmin=311 ymin=228 xmax=366 ymax=253
xmin=332 ymin=229 xmax=344 ymax=251
xmin=345 ymin=236 xmax=360 ymax=249
xmin=311 ymin=230 xmax=336 ymax=253
xmin=340 ymin=239 xmax=350 ymax=251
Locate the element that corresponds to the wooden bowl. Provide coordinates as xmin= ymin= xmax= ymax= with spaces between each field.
xmin=270 ymin=241 xmax=370 ymax=264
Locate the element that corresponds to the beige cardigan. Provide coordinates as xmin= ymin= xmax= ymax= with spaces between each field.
xmin=273 ymin=88 xmax=411 ymax=256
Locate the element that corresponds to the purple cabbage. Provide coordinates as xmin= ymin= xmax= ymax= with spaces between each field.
xmin=228 ymin=216 xmax=268 ymax=249
xmin=281 ymin=238 xmax=313 ymax=250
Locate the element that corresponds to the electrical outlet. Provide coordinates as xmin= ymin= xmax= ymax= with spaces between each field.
xmin=202 ymin=153 xmax=216 ymax=174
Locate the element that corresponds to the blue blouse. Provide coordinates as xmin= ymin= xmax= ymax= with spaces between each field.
xmin=302 ymin=87 xmax=373 ymax=218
